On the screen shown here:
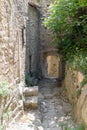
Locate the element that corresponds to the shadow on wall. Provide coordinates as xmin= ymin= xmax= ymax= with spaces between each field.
xmin=25 ymin=2 xmax=41 ymax=86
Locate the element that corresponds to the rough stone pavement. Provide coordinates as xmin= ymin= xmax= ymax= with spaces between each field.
xmin=6 ymin=78 xmax=77 ymax=130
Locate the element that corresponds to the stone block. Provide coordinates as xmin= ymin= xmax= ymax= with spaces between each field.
xmin=23 ymin=96 xmax=38 ymax=109
xmin=23 ymin=86 xmax=38 ymax=96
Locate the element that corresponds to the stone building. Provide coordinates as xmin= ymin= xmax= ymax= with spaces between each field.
xmin=0 ymin=0 xmax=28 ymax=83
xmin=0 ymin=0 xmax=62 ymax=84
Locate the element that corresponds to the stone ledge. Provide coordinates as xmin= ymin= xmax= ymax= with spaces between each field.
xmin=23 ymin=86 xmax=38 ymax=96
xmin=23 ymin=96 xmax=38 ymax=110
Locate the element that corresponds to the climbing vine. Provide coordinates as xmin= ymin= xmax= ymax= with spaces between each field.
xmin=44 ymin=0 xmax=87 ymax=74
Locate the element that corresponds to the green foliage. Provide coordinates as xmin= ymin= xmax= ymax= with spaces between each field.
xmin=78 ymin=0 xmax=87 ymax=6
xmin=25 ymin=74 xmax=31 ymax=86
xmin=44 ymin=0 xmax=87 ymax=74
xmin=0 ymin=81 xmax=14 ymax=128
xmin=81 ymin=75 xmax=87 ymax=87
xmin=59 ymin=122 xmax=85 ymax=130
xmin=63 ymin=86 xmax=67 ymax=92
xmin=76 ymin=88 xmax=81 ymax=97
xmin=67 ymin=51 xmax=87 ymax=74
xmin=0 ymin=126 xmax=4 ymax=130
xmin=25 ymin=74 xmax=34 ymax=86
xmin=0 ymin=81 xmax=10 ymax=97
xmin=77 ymin=122 xmax=85 ymax=130
xmin=59 ymin=122 xmax=76 ymax=130
xmin=36 ymin=0 xmax=40 ymax=2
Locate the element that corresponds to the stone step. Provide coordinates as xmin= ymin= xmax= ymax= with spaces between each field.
xmin=23 ymin=96 xmax=38 ymax=110
xmin=23 ymin=86 xmax=38 ymax=97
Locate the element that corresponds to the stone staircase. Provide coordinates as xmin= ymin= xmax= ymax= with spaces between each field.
xmin=23 ymin=86 xmax=38 ymax=110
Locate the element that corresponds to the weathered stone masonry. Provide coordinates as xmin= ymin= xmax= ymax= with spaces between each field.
xmin=64 ymin=67 xmax=87 ymax=129
xmin=0 ymin=0 xmax=57 ymax=82
xmin=0 ymin=0 xmax=29 ymax=82
xmin=25 ymin=3 xmax=40 ymax=78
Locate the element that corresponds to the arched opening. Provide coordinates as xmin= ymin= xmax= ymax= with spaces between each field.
xmin=42 ymin=51 xmax=60 ymax=79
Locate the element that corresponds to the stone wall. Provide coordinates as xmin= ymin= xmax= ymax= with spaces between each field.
xmin=0 ymin=0 xmax=56 ymax=82
xmin=26 ymin=0 xmax=59 ymax=79
xmin=0 ymin=0 xmax=61 ymax=83
xmin=64 ymin=66 xmax=87 ymax=129
xmin=0 ymin=0 xmax=29 ymax=82
xmin=0 ymin=82 xmax=23 ymax=128
xmin=25 ymin=3 xmax=40 ymax=78
xmin=39 ymin=0 xmax=56 ymax=78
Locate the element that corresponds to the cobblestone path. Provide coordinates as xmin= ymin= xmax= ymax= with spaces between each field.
xmin=6 ymin=78 xmax=77 ymax=130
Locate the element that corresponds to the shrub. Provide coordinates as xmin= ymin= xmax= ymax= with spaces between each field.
xmin=44 ymin=0 xmax=87 ymax=74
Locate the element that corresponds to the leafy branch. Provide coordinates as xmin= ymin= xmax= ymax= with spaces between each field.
xmin=44 ymin=0 xmax=87 ymax=74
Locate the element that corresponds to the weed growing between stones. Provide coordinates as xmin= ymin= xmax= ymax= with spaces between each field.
xmin=76 ymin=75 xmax=87 ymax=97
xmin=0 ymin=81 xmax=11 ymax=129
xmin=0 ymin=80 xmax=21 ymax=129
xmin=59 ymin=121 xmax=85 ymax=130
xmin=81 ymin=75 xmax=87 ymax=87
xmin=25 ymin=74 xmax=35 ymax=86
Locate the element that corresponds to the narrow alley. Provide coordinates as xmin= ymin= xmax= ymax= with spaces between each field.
xmin=0 ymin=0 xmax=87 ymax=130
